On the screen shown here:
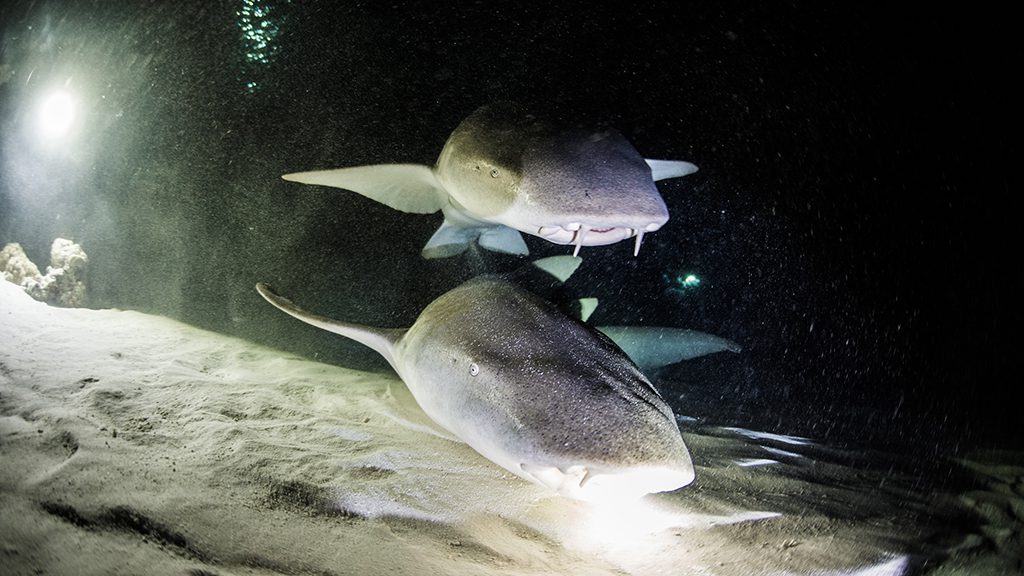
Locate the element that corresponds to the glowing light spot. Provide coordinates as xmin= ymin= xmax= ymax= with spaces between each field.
xmin=37 ymin=90 xmax=76 ymax=139
xmin=663 ymin=271 xmax=704 ymax=296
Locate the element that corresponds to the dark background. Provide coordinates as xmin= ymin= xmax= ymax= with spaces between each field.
xmin=1 ymin=2 xmax=1017 ymax=453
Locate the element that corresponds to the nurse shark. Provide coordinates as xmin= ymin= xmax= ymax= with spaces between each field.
xmin=282 ymin=103 xmax=698 ymax=258
xmin=256 ymin=257 xmax=738 ymax=501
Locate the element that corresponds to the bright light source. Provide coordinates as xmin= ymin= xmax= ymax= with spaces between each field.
xmin=37 ymin=90 xmax=76 ymax=139
xmin=567 ymin=499 xmax=783 ymax=574
xmin=580 ymin=498 xmax=684 ymax=542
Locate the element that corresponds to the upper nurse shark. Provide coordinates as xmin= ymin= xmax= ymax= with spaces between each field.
xmin=282 ymin=103 xmax=699 ymax=258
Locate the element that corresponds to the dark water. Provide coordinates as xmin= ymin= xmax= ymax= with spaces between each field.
xmin=1 ymin=2 xmax=1017 ymax=454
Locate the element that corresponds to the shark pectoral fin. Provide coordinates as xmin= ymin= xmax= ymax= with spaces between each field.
xmin=422 ymin=220 xmax=478 ymax=259
xmin=282 ymin=164 xmax=445 ymax=214
xmin=478 ymin=226 xmax=529 ymax=256
xmin=596 ymin=326 xmax=742 ymax=371
xmin=645 ymin=159 xmax=699 ymax=181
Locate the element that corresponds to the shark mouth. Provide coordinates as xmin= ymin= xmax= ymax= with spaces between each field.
xmin=536 ymin=222 xmax=663 ymax=257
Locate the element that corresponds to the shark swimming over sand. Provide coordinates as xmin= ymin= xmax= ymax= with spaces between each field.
xmin=257 ymin=257 xmax=738 ymax=501
xmin=282 ymin=103 xmax=699 ymax=259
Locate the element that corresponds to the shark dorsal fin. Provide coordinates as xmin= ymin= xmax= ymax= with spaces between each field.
xmin=529 ymin=255 xmax=582 ymax=284
xmin=282 ymin=164 xmax=445 ymax=214
xmin=256 ymin=283 xmax=407 ymax=372
xmin=576 ymin=297 xmax=599 ymax=323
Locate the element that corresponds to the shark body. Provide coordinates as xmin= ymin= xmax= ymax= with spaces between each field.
xmin=282 ymin=103 xmax=699 ymax=258
xmin=257 ymin=259 xmax=739 ymax=501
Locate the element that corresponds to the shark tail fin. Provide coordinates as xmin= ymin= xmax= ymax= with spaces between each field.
xmin=256 ymin=283 xmax=406 ymax=372
xmin=596 ymin=326 xmax=741 ymax=372
xmin=645 ymin=159 xmax=699 ymax=182
xmin=422 ymin=221 xmax=529 ymax=259
xmin=282 ymin=164 xmax=445 ymax=214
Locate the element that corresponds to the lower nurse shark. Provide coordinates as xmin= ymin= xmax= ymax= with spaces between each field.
xmin=282 ymin=103 xmax=699 ymax=258
xmin=257 ymin=257 xmax=739 ymax=502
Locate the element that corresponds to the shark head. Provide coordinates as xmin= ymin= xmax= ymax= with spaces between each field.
xmin=513 ymin=128 xmax=670 ymax=256
xmin=396 ymin=277 xmax=696 ymax=502
xmin=436 ymin=104 xmax=689 ymax=256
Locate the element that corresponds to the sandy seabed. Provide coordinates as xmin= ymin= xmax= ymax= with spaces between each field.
xmin=1 ymin=280 xmax=1021 ymax=575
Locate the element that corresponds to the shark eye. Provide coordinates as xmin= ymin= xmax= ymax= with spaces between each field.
xmin=490 ymin=168 xmax=499 ymax=178
xmin=469 ymin=363 xmax=480 ymax=376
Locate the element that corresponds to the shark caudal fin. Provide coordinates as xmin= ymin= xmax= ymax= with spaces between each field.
xmin=645 ymin=159 xmax=699 ymax=181
xmin=282 ymin=164 xmax=446 ymax=214
xmin=256 ymin=283 xmax=407 ymax=372
xmin=596 ymin=326 xmax=741 ymax=372
xmin=422 ymin=221 xmax=529 ymax=259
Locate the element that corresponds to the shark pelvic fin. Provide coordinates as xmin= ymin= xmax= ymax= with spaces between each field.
xmin=645 ymin=159 xmax=699 ymax=182
xmin=422 ymin=220 xmax=477 ymax=259
xmin=282 ymin=164 xmax=445 ymax=214
xmin=422 ymin=222 xmax=529 ymax=259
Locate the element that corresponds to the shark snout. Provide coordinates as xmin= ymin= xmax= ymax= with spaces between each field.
xmin=522 ymin=460 xmax=695 ymax=502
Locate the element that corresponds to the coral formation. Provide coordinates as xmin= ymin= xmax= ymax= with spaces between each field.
xmin=1 ymin=238 xmax=88 ymax=307
xmin=0 ymin=242 xmax=41 ymax=283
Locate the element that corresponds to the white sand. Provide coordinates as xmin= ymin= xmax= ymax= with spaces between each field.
xmin=1 ymin=280 xmax=1020 ymax=575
